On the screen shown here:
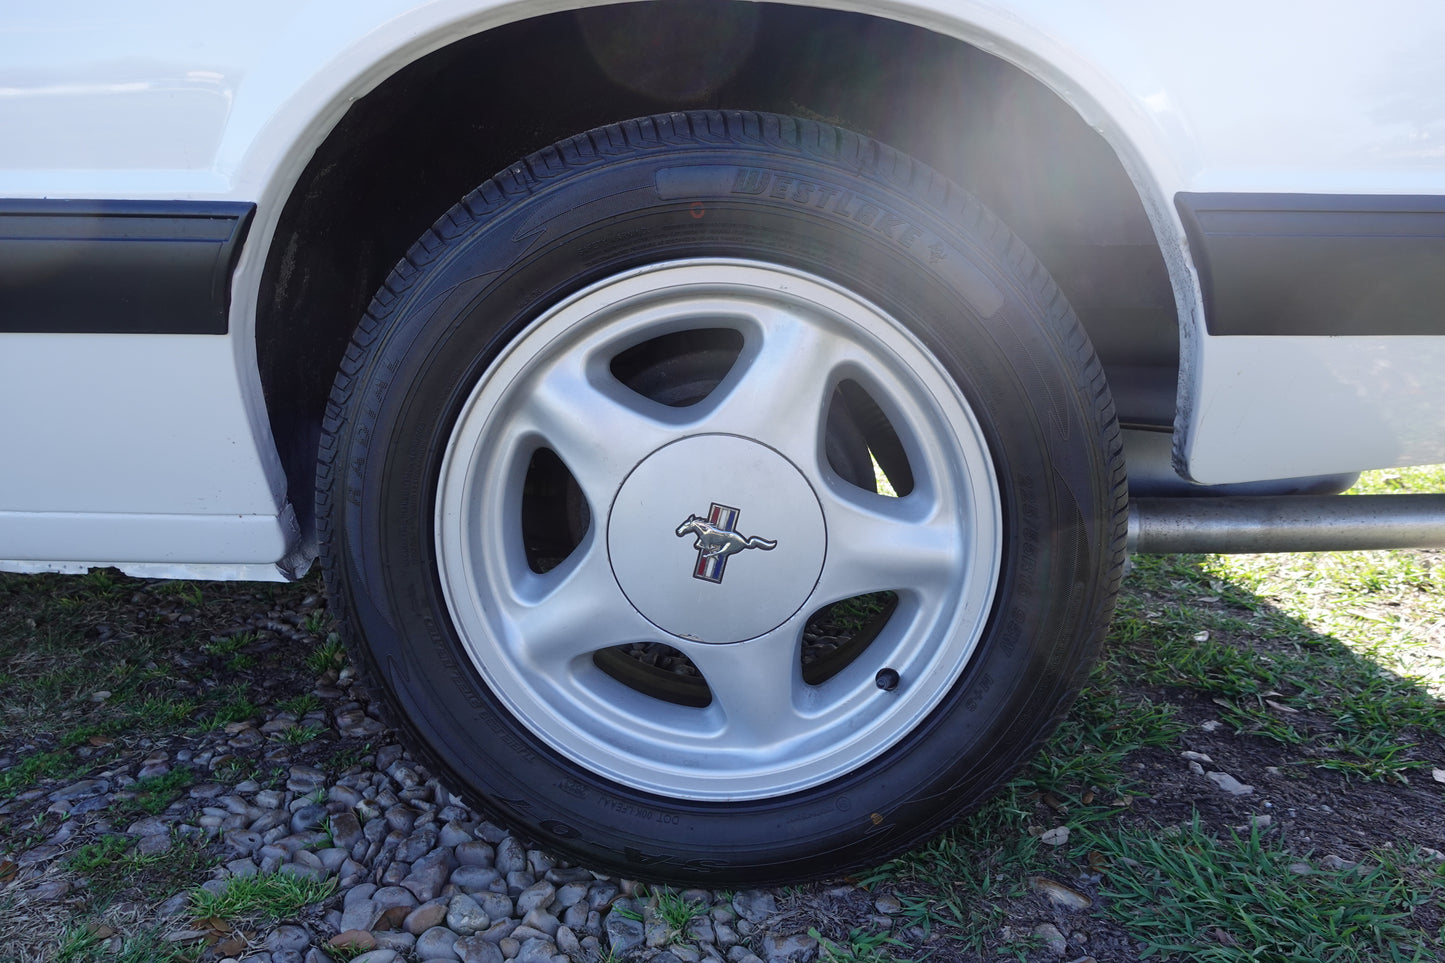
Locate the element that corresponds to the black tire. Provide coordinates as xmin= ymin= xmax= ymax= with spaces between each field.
xmin=318 ymin=111 xmax=1126 ymax=885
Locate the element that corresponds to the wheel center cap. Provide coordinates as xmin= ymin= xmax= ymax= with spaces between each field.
xmin=607 ymin=434 xmax=827 ymax=644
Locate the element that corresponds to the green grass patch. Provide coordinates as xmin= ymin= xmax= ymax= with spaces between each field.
xmin=152 ymin=579 xmax=205 ymax=606
xmin=55 ymin=694 xmax=200 ymax=753
xmin=1025 ymin=664 xmax=1186 ymax=802
xmin=1348 ymin=464 xmax=1445 ymax=495
xmin=860 ymin=787 xmax=1042 ymax=956
xmin=189 ymin=872 xmax=336 ymax=922
xmin=329 ymin=743 xmax=374 ymax=772
xmin=54 ymin=923 xmax=196 ymax=963
xmin=858 ymin=644 xmax=1194 ymax=956
xmin=650 ymin=887 xmax=705 ymax=941
xmin=132 ymin=695 xmax=200 ymax=728
xmin=63 ymin=835 xmax=132 ymax=873
xmin=201 ymin=631 xmax=256 ymax=658
xmin=0 ymin=749 xmax=85 ymax=800
xmin=0 ymin=570 xmax=343 ymax=962
xmin=323 ymin=942 xmax=374 ymax=963
xmin=610 ymin=901 xmax=643 ymax=922
xmin=53 ymin=925 xmax=108 ymax=963
xmin=305 ymin=634 xmax=347 ymax=673
xmin=864 ymin=468 xmax=1444 ymax=958
xmin=302 ymin=610 xmax=332 ymax=636
xmin=78 ymin=568 xmax=125 ymax=599
xmin=275 ymin=724 xmax=326 ymax=746
xmin=118 ymin=766 xmax=195 ymax=816
xmin=0 ymin=570 xmax=282 ymax=761
xmin=277 ymin=693 xmax=322 ymax=717
xmin=1087 ymin=815 xmax=1445 ymax=962
xmin=812 ymin=926 xmax=905 ymax=963
xmin=82 ymin=832 xmax=221 ymax=903
xmin=1112 ymin=548 xmax=1444 ymax=758
xmin=201 ymin=689 xmax=258 ymax=730
xmin=1309 ymin=731 xmax=1426 ymax=784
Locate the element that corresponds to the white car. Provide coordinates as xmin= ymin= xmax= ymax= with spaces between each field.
xmin=3 ymin=1 xmax=1443 ymax=884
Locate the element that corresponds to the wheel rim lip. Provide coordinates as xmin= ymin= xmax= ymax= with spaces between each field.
xmin=435 ymin=258 xmax=1003 ymax=801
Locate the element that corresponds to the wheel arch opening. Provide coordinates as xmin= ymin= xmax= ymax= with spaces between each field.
xmin=256 ymin=0 xmax=1178 ymax=554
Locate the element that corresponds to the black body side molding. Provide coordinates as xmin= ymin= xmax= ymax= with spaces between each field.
xmin=1176 ymin=192 xmax=1445 ymax=337
xmin=0 ymin=200 xmax=255 ymax=335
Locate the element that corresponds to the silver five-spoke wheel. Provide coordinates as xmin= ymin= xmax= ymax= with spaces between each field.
xmin=436 ymin=260 xmax=1001 ymax=799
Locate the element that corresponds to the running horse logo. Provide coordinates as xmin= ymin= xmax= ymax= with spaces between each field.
xmin=675 ymin=503 xmax=777 ymax=584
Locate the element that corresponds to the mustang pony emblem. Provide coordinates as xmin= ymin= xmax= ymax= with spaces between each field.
xmin=675 ymin=504 xmax=777 ymax=584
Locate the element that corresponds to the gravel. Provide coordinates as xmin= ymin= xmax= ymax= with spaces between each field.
xmin=9 ymin=715 xmax=842 ymax=963
xmin=0 ymin=578 xmax=856 ymax=963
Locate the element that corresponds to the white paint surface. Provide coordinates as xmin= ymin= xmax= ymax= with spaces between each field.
xmin=1184 ymin=336 xmax=1445 ymax=484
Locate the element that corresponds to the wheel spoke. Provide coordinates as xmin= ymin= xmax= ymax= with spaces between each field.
xmin=813 ymin=486 xmax=965 ymax=605
xmin=684 ymin=632 xmax=811 ymax=751
xmin=504 ymin=536 xmax=652 ymax=673
xmin=517 ymin=358 xmax=678 ymax=500
xmin=694 ymin=312 xmax=847 ymax=461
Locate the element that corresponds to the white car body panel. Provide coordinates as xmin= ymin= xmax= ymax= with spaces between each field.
xmin=0 ymin=334 xmax=293 ymax=577
xmin=1189 ymin=336 xmax=1445 ymax=482
xmin=0 ymin=511 xmax=298 ymax=582
xmin=0 ymin=335 xmax=279 ymax=515
xmin=1 ymin=0 xmax=1443 ymax=572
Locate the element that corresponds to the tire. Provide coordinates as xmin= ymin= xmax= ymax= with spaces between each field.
xmin=319 ymin=111 xmax=1127 ymax=885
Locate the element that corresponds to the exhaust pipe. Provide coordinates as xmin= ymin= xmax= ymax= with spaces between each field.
xmin=1129 ymin=494 xmax=1445 ymax=555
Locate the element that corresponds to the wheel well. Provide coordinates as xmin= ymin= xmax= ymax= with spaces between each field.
xmin=257 ymin=0 xmax=1177 ymax=549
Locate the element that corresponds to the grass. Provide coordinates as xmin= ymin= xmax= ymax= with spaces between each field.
xmin=189 ymin=872 xmax=336 ymax=922
xmin=652 ymin=887 xmax=706 ymax=934
xmin=54 ymin=924 xmax=196 ymax=963
xmin=69 ymin=831 xmax=222 ymax=902
xmin=1206 ymin=463 xmax=1445 ymax=706
xmin=0 ymin=570 xmax=276 ymax=807
xmin=63 ymin=835 xmax=131 ymax=873
xmin=275 ymin=723 xmax=326 ymax=746
xmin=201 ymin=687 xmax=259 ymax=729
xmin=324 ymin=941 xmax=374 ymax=963
xmin=118 ymin=767 xmax=195 ymax=816
xmin=153 ymin=579 xmax=205 ymax=609
xmin=52 ymin=925 xmax=108 ymax=963
xmin=302 ymin=610 xmax=332 ymax=636
xmin=0 ymin=572 xmax=335 ymax=963
xmin=328 ymin=742 xmax=374 ymax=772
xmin=305 ymin=634 xmax=347 ymax=673
xmin=616 ymin=887 xmax=709 ymax=946
xmin=1086 ymin=816 xmax=1445 ymax=962
xmin=861 ymin=788 xmax=1041 ymax=955
xmin=812 ymin=926 xmax=905 ymax=963
xmin=200 ymin=631 xmax=256 ymax=658
xmin=1116 ymin=542 xmax=1444 ymax=762
xmin=28 ymin=832 xmax=225 ymax=960
xmin=0 ymin=749 xmax=84 ymax=800
xmin=277 ymin=693 xmax=322 ymax=717
xmin=1021 ymin=662 xmax=1187 ymax=804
